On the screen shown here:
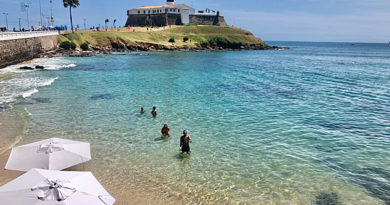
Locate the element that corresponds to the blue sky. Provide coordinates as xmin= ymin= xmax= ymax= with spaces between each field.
xmin=1 ymin=0 xmax=389 ymax=42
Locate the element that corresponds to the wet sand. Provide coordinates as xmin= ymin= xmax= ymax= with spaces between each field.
xmin=0 ymin=150 xmax=187 ymax=205
xmin=0 ymin=128 xmax=187 ymax=205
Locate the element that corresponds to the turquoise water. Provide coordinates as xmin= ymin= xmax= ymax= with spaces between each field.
xmin=1 ymin=42 xmax=390 ymax=204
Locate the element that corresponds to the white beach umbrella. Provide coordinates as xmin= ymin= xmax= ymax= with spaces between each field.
xmin=0 ymin=168 xmax=115 ymax=205
xmin=5 ymin=138 xmax=91 ymax=171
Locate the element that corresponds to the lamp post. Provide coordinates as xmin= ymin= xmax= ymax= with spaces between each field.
xmin=83 ymin=18 xmax=86 ymax=30
xmin=26 ymin=5 xmax=30 ymax=30
xmin=2 ymin=13 xmax=8 ymax=31
xmin=18 ymin=18 xmax=21 ymax=31
xmin=39 ymin=0 xmax=43 ymax=28
xmin=21 ymin=3 xmax=31 ymax=31
xmin=50 ymin=0 xmax=54 ymax=27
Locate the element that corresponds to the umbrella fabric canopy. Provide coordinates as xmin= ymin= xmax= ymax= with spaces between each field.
xmin=0 ymin=168 xmax=115 ymax=205
xmin=5 ymin=138 xmax=91 ymax=171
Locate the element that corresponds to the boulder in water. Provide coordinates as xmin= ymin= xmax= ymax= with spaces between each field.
xmin=19 ymin=66 xmax=34 ymax=70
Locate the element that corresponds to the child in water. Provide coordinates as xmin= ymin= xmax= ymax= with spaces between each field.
xmin=140 ymin=107 xmax=145 ymax=114
xmin=151 ymin=106 xmax=157 ymax=117
xmin=161 ymin=124 xmax=170 ymax=136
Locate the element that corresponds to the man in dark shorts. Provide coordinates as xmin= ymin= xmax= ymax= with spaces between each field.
xmin=180 ymin=130 xmax=192 ymax=154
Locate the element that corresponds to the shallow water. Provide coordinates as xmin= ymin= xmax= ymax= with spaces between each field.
xmin=1 ymin=42 xmax=390 ymax=204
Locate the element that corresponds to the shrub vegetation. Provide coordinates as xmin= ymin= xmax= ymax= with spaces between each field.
xmin=59 ymin=41 xmax=72 ymax=50
xmin=200 ymin=36 xmax=246 ymax=49
xmin=70 ymin=42 xmax=77 ymax=50
xmin=80 ymin=42 xmax=89 ymax=51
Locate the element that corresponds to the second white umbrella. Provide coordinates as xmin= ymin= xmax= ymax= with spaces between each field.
xmin=0 ymin=168 xmax=115 ymax=205
xmin=5 ymin=138 xmax=91 ymax=171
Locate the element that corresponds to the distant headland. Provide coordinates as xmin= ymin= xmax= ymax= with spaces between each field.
xmin=0 ymin=0 xmax=286 ymax=68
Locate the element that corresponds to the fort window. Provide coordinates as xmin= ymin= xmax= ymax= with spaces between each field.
xmin=138 ymin=11 xmax=140 ymax=14
xmin=143 ymin=10 xmax=146 ymax=14
xmin=178 ymin=9 xmax=180 ymax=12
xmin=148 ymin=10 xmax=151 ymax=13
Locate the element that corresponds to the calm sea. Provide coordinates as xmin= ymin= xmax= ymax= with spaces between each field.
xmin=0 ymin=42 xmax=389 ymax=204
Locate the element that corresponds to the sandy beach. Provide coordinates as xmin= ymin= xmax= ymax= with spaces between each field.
xmin=0 ymin=130 xmax=187 ymax=205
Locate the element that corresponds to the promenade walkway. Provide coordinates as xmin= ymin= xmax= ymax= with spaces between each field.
xmin=0 ymin=31 xmax=60 ymax=41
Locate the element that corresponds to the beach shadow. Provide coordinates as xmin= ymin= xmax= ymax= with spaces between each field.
xmin=88 ymin=93 xmax=116 ymax=101
xmin=32 ymin=98 xmax=51 ymax=103
xmin=154 ymin=135 xmax=170 ymax=142
xmin=175 ymin=152 xmax=191 ymax=160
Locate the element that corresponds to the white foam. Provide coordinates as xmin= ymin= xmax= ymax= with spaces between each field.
xmin=21 ymin=88 xmax=39 ymax=98
xmin=24 ymin=107 xmax=32 ymax=116
xmin=0 ymin=57 xmax=77 ymax=73
xmin=39 ymin=77 xmax=58 ymax=87
xmin=0 ymin=57 xmax=71 ymax=106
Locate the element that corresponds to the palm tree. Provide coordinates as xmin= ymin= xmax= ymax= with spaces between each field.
xmin=113 ymin=19 xmax=117 ymax=28
xmin=105 ymin=19 xmax=109 ymax=31
xmin=63 ymin=0 xmax=80 ymax=33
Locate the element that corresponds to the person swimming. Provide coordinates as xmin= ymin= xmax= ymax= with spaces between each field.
xmin=161 ymin=124 xmax=170 ymax=136
xmin=140 ymin=107 xmax=145 ymax=114
xmin=180 ymin=130 xmax=192 ymax=154
xmin=151 ymin=106 xmax=157 ymax=117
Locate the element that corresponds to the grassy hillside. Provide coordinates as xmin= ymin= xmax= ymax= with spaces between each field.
xmin=58 ymin=25 xmax=269 ymax=50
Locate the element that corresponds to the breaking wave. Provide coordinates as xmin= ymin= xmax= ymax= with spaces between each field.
xmin=21 ymin=88 xmax=39 ymax=98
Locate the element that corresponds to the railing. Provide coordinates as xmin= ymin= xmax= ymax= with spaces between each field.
xmin=0 ymin=31 xmax=60 ymax=41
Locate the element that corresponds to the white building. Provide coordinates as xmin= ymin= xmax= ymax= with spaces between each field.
xmin=126 ymin=0 xmax=222 ymax=26
xmin=127 ymin=0 xmax=196 ymax=16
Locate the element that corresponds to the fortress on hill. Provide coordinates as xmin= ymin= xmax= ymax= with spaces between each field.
xmin=125 ymin=0 xmax=227 ymax=27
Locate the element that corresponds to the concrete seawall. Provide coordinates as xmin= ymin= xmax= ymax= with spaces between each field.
xmin=0 ymin=34 xmax=58 ymax=69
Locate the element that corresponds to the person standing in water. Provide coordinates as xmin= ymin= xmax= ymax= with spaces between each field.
xmin=151 ymin=106 xmax=157 ymax=117
xmin=180 ymin=130 xmax=192 ymax=154
xmin=161 ymin=124 xmax=170 ymax=136
xmin=140 ymin=107 xmax=145 ymax=114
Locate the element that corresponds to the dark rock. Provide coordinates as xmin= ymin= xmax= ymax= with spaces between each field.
xmin=35 ymin=65 xmax=44 ymax=69
xmin=315 ymin=192 xmax=340 ymax=205
xmin=68 ymin=52 xmax=95 ymax=57
xmin=19 ymin=66 xmax=34 ymax=70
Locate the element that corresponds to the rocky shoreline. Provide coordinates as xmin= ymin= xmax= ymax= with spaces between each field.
xmin=40 ymin=43 xmax=289 ymax=59
xmin=11 ymin=44 xmax=288 ymax=71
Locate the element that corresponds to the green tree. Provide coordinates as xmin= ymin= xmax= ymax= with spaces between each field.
xmin=63 ymin=0 xmax=80 ymax=33
xmin=105 ymin=19 xmax=109 ymax=31
xmin=80 ymin=42 xmax=89 ymax=51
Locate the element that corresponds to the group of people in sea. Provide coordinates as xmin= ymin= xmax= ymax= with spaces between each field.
xmin=140 ymin=107 xmax=193 ymax=154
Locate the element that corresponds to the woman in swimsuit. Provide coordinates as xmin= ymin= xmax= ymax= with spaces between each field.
xmin=161 ymin=124 xmax=170 ymax=136
xmin=180 ymin=130 xmax=192 ymax=154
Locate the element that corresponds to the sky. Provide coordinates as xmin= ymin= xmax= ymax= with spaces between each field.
xmin=0 ymin=0 xmax=389 ymax=42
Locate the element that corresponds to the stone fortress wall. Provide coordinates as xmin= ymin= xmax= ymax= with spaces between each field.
xmin=125 ymin=13 xmax=227 ymax=27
